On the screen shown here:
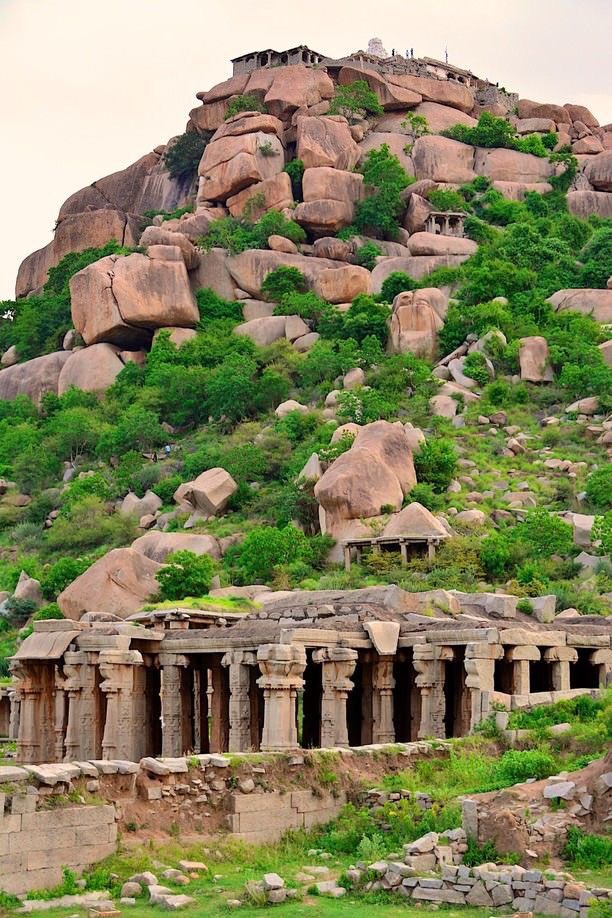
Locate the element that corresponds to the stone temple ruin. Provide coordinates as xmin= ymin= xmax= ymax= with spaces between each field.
xmin=9 ymin=587 xmax=611 ymax=764
xmin=231 ymin=40 xmax=518 ymax=111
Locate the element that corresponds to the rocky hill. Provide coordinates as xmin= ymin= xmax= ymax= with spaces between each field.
xmin=0 ymin=49 xmax=610 ymax=660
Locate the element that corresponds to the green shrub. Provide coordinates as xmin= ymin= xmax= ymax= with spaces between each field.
xmin=494 ymin=748 xmax=556 ymax=784
xmin=562 ymin=827 xmax=612 ymax=869
xmin=586 ymin=465 xmax=612 ymax=513
xmin=578 ymin=225 xmax=612 ymax=288
xmin=512 ymin=508 xmax=574 ymax=559
xmin=443 ymin=112 xmax=551 ymax=157
xmin=225 ymin=525 xmax=331 ymax=584
xmin=200 ymin=211 xmax=305 ymax=255
xmin=283 ymin=158 xmax=305 ymax=200
xmin=41 ymin=557 xmax=91 ymax=599
xmin=153 ymin=474 xmax=183 ymax=505
xmin=32 ymin=603 xmax=64 ymax=621
xmin=46 ymin=497 xmax=137 ymax=552
xmin=427 ymin=188 xmax=469 ymax=213
xmin=463 ymin=838 xmax=501 ymax=867
xmin=414 ymin=438 xmax=457 ymax=492
xmin=196 ymin=288 xmax=243 ymax=323
xmin=462 ymin=351 xmax=490 ymax=385
xmin=3 ymin=596 xmax=37 ymax=627
xmin=225 ymin=94 xmax=267 ymax=119
xmin=163 ymin=131 xmax=212 ymax=179
xmin=157 ymin=550 xmax=215 ymax=600
xmin=407 ymin=483 xmax=441 ymax=511
xmin=354 ymin=241 xmax=382 ymax=271
xmin=380 ymin=271 xmax=418 ymax=303
xmin=401 ymin=111 xmax=429 ymax=138
xmin=328 ymin=80 xmax=383 ymax=119
xmin=354 ymin=144 xmax=413 ymax=239
xmin=261 ymin=266 xmax=308 ymax=301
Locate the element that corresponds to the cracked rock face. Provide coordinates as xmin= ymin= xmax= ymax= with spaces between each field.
xmin=69 ymin=251 xmax=199 ymax=347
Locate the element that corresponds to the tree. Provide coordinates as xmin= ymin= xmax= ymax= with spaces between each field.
xmin=163 ymin=131 xmax=212 ymax=179
xmin=512 ymin=509 xmax=574 ymax=559
xmin=97 ymin=406 xmax=166 ymax=459
xmin=226 ymin=524 xmax=314 ymax=584
xmin=380 ymin=271 xmax=418 ymax=303
xmin=414 ymin=438 xmax=458 ymax=492
xmin=261 ymin=266 xmax=308 ymax=301
xmin=353 ymin=144 xmax=413 ymax=239
xmin=156 ymin=550 xmax=216 ymax=600
xmin=45 ymin=406 xmax=105 ymax=463
xmin=328 ymin=80 xmax=383 ymax=119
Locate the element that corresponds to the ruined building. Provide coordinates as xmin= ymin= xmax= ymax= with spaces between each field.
xmin=9 ymin=587 xmax=611 ymax=764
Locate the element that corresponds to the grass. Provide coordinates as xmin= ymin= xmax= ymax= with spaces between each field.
xmin=140 ymin=595 xmax=258 ymax=613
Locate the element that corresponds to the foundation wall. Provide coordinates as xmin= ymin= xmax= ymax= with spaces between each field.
xmin=227 ymin=788 xmax=347 ymax=844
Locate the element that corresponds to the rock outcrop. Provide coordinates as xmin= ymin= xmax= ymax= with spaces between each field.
xmin=57 ymin=548 xmax=162 ymax=620
xmin=388 ymin=288 xmax=448 ymax=359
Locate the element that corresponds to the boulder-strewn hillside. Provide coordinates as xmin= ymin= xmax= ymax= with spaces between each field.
xmin=0 ymin=51 xmax=610 ymax=662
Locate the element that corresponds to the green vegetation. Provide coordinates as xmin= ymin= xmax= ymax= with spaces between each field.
xmin=328 ymin=80 xmax=383 ymax=119
xmin=443 ymin=112 xmax=557 ymax=157
xmin=352 ymin=144 xmax=415 ymax=239
xmin=156 ymin=550 xmax=216 ymax=600
xmin=261 ymin=266 xmax=308 ymax=301
xmin=284 ymin=158 xmax=305 ymax=200
xmin=563 ymin=827 xmax=612 ymax=869
xmin=163 ymin=131 xmax=213 ymax=180
xmin=199 ymin=210 xmax=306 ymax=254
xmin=225 ymin=94 xmax=267 ymax=119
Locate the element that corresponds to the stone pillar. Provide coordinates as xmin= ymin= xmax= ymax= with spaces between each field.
xmin=312 ymin=647 xmax=357 ymax=748
xmin=465 ymin=642 xmax=503 ymax=731
xmin=372 ymin=655 xmax=396 ymax=744
xmin=506 ymin=645 xmax=540 ymax=701
xmin=53 ymin=666 xmax=68 ymax=763
xmin=544 ymin=646 xmax=578 ymax=692
xmin=590 ymin=649 xmax=612 ymax=688
xmin=62 ymin=651 xmax=103 ymax=761
xmin=8 ymin=691 xmax=20 ymax=741
xmin=159 ymin=655 xmax=189 ymax=757
xmin=222 ymin=651 xmax=257 ymax=753
xmin=99 ymin=650 xmax=143 ymax=760
xmin=210 ymin=657 xmax=230 ymax=753
xmin=257 ymin=644 xmax=306 ymax=753
xmin=10 ymin=662 xmax=45 ymax=763
xmin=413 ymin=644 xmax=451 ymax=739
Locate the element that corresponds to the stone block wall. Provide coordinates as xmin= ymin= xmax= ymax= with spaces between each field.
xmin=227 ymin=788 xmax=347 ymax=844
xmin=0 ymin=795 xmax=116 ymax=895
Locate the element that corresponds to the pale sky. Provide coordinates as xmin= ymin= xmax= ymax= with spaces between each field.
xmin=1 ymin=0 xmax=611 ymax=300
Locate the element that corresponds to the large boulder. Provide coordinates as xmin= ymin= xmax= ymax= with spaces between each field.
xmin=564 ymin=103 xmax=599 ymax=128
xmin=139 ymin=225 xmax=199 ymax=270
xmin=314 ymin=420 xmax=417 ymax=527
xmin=382 ymin=502 xmax=450 ymax=540
xmin=296 ymin=116 xmax=360 ymax=170
xmin=198 ymin=130 xmax=285 ymax=202
xmin=294 ymin=166 xmax=365 ymax=235
xmin=474 ymin=148 xmax=554 ymax=182
xmin=16 ymin=210 xmax=143 ymax=298
xmin=212 ymin=112 xmax=285 ymax=140
xmin=0 ymin=352 xmax=72 ymax=405
xmin=379 ymin=102 xmax=476 ymax=135
xmin=403 ymin=193 xmax=434 ymax=234
xmin=492 ymin=180 xmax=553 ymax=200
xmin=516 ymin=101 xmax=570 ymax=124
xmin=548 ymin=289 xmax=612 ymax=324
xmin=313 ymin=265 xmax=372 ymax=304
xmin=260 ymin=65 xmax=334 ymax=121
xmin=412 ymin=136 xmax=476 ymax=183
xmin=385 ymin=73 xmax=475 ymax=113
xmin=57 ymin=548 xmax=162 ymax=620
xmin=234 ymin=316 xmax=290 ymax=346
xmin=338 ymin=65 xmax=421 ymax=111
xmin=372 ymin=254 xmax=468 ymax=292
xmin=190 ymin=248 xmax=236 ymax=300
xmin=583 ymin=151 xmax=612 ymax=191
xmin=388 ymin=288 xmax=447 ymax=359
xmin=226 ymin=173 xmax=294 ymax=219
xmin=57 ymin=343 xmax=129 ymax=395
xmin=174 ymin=468 xmax=237 ymax=516
xmin=58 ymin=150 xmax=188 ymax=220
xmin=358 ymin=132 xmax=415 ymax=175
xmin=226 ymin=250 xmax=336 ymax=298
xmin=407 ymin=232 xmax=477 ymax=257
xmin=518 ymin=336 xmax=553 ymax=383
xmin=132 ymin=531 xmax=222 ymax=563
xmin=70 ymin=252 xmax=199 ymax=347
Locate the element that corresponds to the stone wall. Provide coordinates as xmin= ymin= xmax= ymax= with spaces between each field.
xmin=0 ymin=791 xmax=116 ymax=895
xmin=227 ymin=788 xmax=347 ymax=844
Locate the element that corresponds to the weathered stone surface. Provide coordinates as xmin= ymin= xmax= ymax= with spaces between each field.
xmin=296 ymin=116 xmax=360 ymax=170
xmin=407 ymin=232 xmax=477 ymax=257
xmin=275 ymin=399 xmax=308 ymax=418
xmin=261 ymin=65 xmax=334 ymax=121
xmin=386 ymin=73 xmax=475 ymax=113
xmin=58 ymin=548 xmax=161 ymax=620
xmin=548 ymin=288 xmax=612 ymax=323
xmin=412 ymin=136 xmax=475 ymax=183
xmin=226 ymin=173 xmax=294 ymax=219
xmin=16 ymin=210 xmax=143 ymax=298
xmin=474 ymin=148 xmax=554 ymax=182
xmin=227 ymin=250 xmax=336 ymax=298
xmin=315 ymin=420 xmax=416 ymax=526
xmin=139 ymin=225 xmax=199 ymax=270
xmin=153 ymin=326 xmax=198 ymax=347
xmin=338 ymin=65 xmax=421 ymax=111
xmin=389 ymin=288 xmax=448 ymax=359
xmin=0 ymin=351 xmax=72 ymax=405
xmin=131 ymin=532 xmax=222 ymax=563
xmin=372 ymin=255 xmax=468 ymax=292
xmin=190 ymin=248 xmax=236 ymax=301
xmin=404 ymin=193 xmax=434 ymax=234
xmin=198 ymin=131 xmax=285 ymax=202
xmin=383 ymin=502 xmax=449 ymax=539
xmin=174 ymin=468 xmax=237 ymax=516
xmin=584 ymin=151 xmax=612 ymax=190
xmin=70 ymin=253 xmax=199 ymax=347
xmin=1 ymin=345 xmax=18 ymax=368
xmin=519 ymin=336 xmax=553 ymax=383
xmin=267 ymin=235 xmax=299 ymax=254
xmin=358 ymin=131 xmax=415 ymax=174
xmin=313 ymin=237 xmax=353 ymax=262
xmin=573 ymin=136 xmax=604 ymax=155
xmin=515 ymin=117 xmax=556 ymax=134
xmin=57 ymin=343 xmax=127 ymax=395
xmin=234 ymin=316 xmax=288 ymax=346
xmin=517 ymin=101 xmax=571 ymax=124
xmin=14 ymin=571 xmax=44 ymax=608
xmin=406 ymin=102 xmax=477 ymax=134
xmin=492 ymin=180 xmax=553 ymax=200
xmin=313 ymin=265 xmax=372 ymax=304
xmin=214 ymin=112 xmax=285 ymax=140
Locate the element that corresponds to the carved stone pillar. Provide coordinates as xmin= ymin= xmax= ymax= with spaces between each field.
xmin=372 ymin=655 xmax=396 ymax=744
xmin=413 ymin=644 xmax=451 ymax=739
xmin=257 ymin=644 xmax=306 ymax=753
xmin=590 ymin=649 xmax=611 ymax=688
xmin=222 ymin=651 xmax=257 ymax=753
xmin=544 ymin=646 xmax=578 ymax=692
xmin=465 ymin=642 xmax=503 ymax=731
xmin=99 ymin=650 xmax=143 ymax=760
xmin=62 ymin=651 xmax=102 ymax=760
xmin=159 ymin=655 xmax=189 ymax=757
xmin=312 ymin=648 xmax=357 ymax=748
xmin=53 ymin=666 xmax=68 ymax=763
xmin=10 ymin=662 xmax=44 ymax=763
xmin=506 ymin=645 xmax=540 ymax=699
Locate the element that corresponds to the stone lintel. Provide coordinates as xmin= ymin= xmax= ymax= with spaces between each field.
xmin=364 ymin=621 xmax=400 ymax=656
xmin=75 ymin=634 xmax=133 ymax=652
xmin=426 ymin=628 xmax=499 ymax=645
xmin=499 ymin=628 xmax=566 ymax=646
xmin=33 ymin=620 xmax=87 ymax=633
xmin=158 ymin=653 xmax=191 ymax=667
xmin=505 ymin=645 xmax=540 ymax=661
xmin=592 ymin=648 xmax=612 ymax=664
xmin=98 ymin=650 xmax=143 ymax=666
xmin=465 ymin=642 xmax=504 ymax=660
xmin=565 ymin=633 xmax=610 ymax=648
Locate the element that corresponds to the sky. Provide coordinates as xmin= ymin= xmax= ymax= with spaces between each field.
xmin=1 ymin=0 xmax=611 ymax=300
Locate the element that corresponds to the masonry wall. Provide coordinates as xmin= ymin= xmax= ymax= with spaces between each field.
xmin=0 ymin=797 xmax=116 ymax=895
xmin=227 ymin=788 xmax=347 ymax=844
